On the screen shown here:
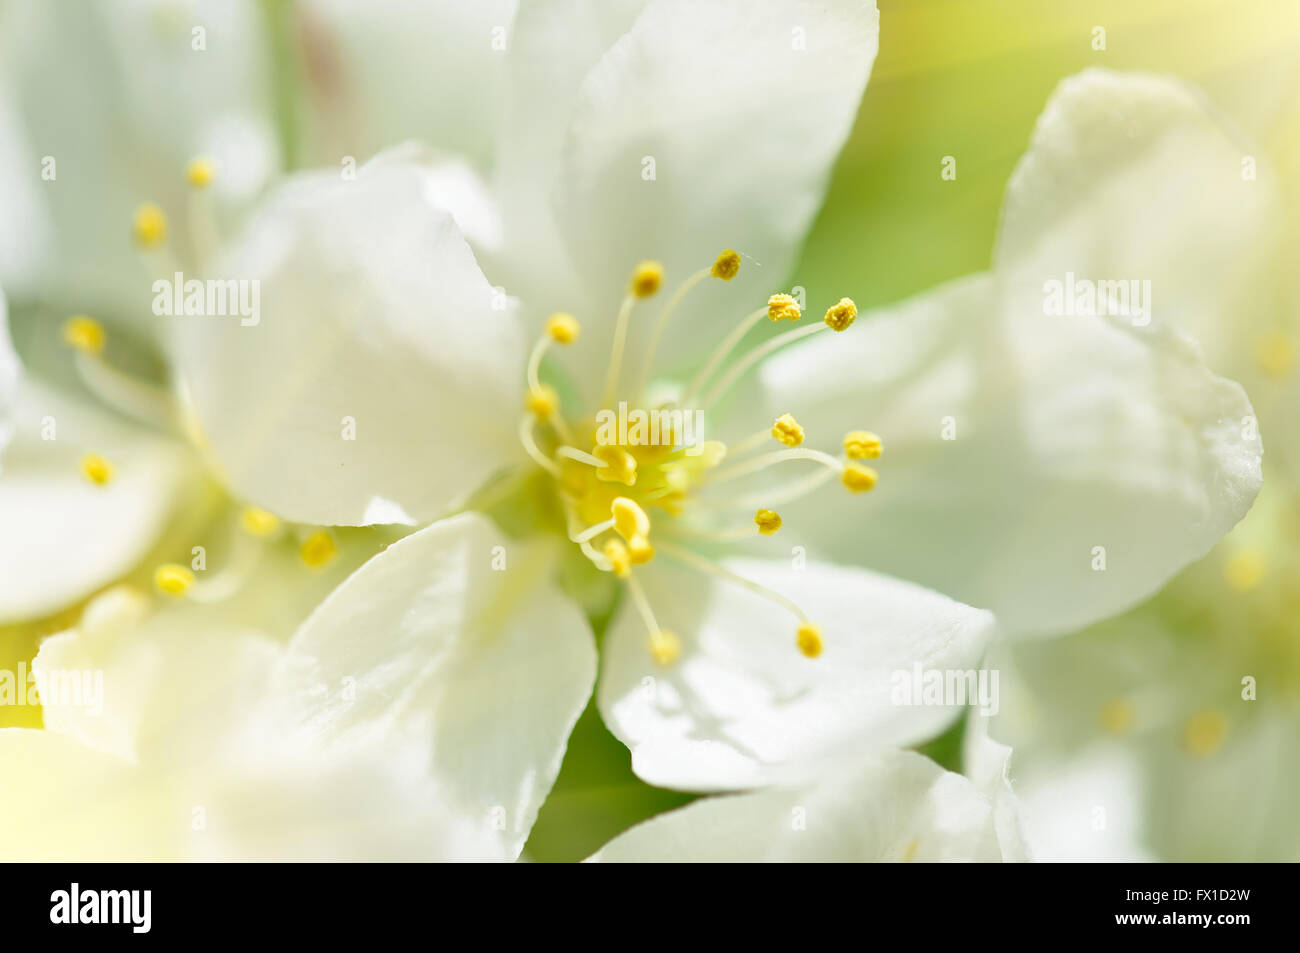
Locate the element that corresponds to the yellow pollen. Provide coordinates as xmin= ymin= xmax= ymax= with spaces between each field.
xmin=299 ymin=531 xmax=338 ymax=568
xmin=525 ymin=385 xmax=560 ymax=419
xmin=186 ymin=156 xmax=216 ymax=188
xmin=80 ymin=453 xmax=115 ymax=486
xmin=240 ymin=506 xmax=281 ymax=537
xmin=612 ymin=497 xmax=651 ymax=540
xmin=62 ymin=315 xmax=106 ymax=355
xmin=630 ymin=260 xmax=664 ymax=298
xmin=1098 ymin=698 xmax=1135 ymax=736
xmin=823 ymin=297 xmax=858 ymax=332
xmin=710 ymin=249 xmax=741 ymax=281
xmin=1255 ymin=330 xmax=1295 ymax=379
xmin=841 ymin=463 xmax=878 ymax=493
xmin=131 ymin=202 xmax=168 ymax=248
xmin=649 ymin=629 xmax=682 ymax=667
xmin=843 ymin=430 xmax=882 ymax=460
xmin=594 ymin=444 xmax=638 ymax=485
xmin=604 ymin=539 xmax=632 ymax=578
xmin=1182 ymin=709 xmax=1228 ymax=757
xmin=771 ymin=413 xmax=805 ymax=447
xmin=154 ymin=563 xmax=195 ymax=597
xmin=628 ymin=534 xmax=655 ymax=564
xmin=754 ymin=509 xmax=782 ymax=535
xmin=545 ymin=312 xmax=581 ymax=344
xmin=1223 ymin=548 xmax=1266 ymax=593
xmin=767 ymin=293 xmax=801 ymax=322
xmin=796 ymin=622 xmax=823 ymax=658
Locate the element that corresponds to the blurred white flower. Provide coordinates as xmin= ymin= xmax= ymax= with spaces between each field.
xmin=166 ymin=0 xmax=1261 ymax=801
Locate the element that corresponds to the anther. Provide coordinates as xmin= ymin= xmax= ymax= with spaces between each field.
xmin=823 ymin=297 xmax=857 ymax=332
xmin=796 ymin=621 xmax=823 ymax=658
xmin=612 ymin=497 xmax=651 ymax=540
xmin=80 ymin=453 xmax=115 ymax=486
xmin=604 ymin=539 xmax=632 ymax=578
xmin=132 ymin=202 xmax=168 ymax=248
xmin=843 ymin=430 xmax=882 ymax=460
xmin=186 ymin=156 xmax=216 ymax=189
xmin=154 ymin=563 xmax=195 ymax=597
xmin=62 ymin=315 xmax=106 ymax=355
xmin=630 ymin=260 xmax=664 ymax=298
xmin=649 ymin=629 xmax=682 ymax=666
xmin=841 ymin=463 xmax=877 ymax=493
xmin=710 ymin=249 xmax=742 ymax=282
xmin=240 ymin=506 xmax=281 ymax=537
xmin=767 ymin=293 xmax=802 ymax=322
xmin=754 ymin=509 xmax=782 ymax=535
xmin=299 ymin=531 xmax=338 ymax=568
xmin=771 ymin=413 xmax=805 ymax=447
xmin=594 ymin=445 xmax=637 ymax=485
xmin=526 ymin=385 xmax=560 ymax=419
xmin=546 ymin=312 xmax=581 ymax=344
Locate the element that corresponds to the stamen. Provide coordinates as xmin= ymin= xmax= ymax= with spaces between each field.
xmin=62 ymin=315 xmax=105 ymax=355
xmin=131 ymin=202 xmax=168 ymax=249
xmin=710 ymin=249 xmax=742 ymax=281
xmin=771 ymin=413 xmax=805 ymax=448
xmin=612 ymin=497 xmax=651 ymax=540
xmin=186 ymin=157 xmax=216 ymax=189
xmin=729 ymin=467 xmax=836 ymax=509
xmin=525 ymin=385 xmax=560 ymax=420
xmin=681 ymin=304 xmax=768 ymax=405
xmin=630 ymin=260 xmax=664 ymax=298
xmin=1182 ymin=709 xmax=1228 ymax=757
xmin=546 ymin=312 xmax=581 ymax=344
xmin=299 ymin=530 xmax=338 ymax=569
xmin=767 ymin=293 xmax=802 ymax=322
xmin=573 ymin=518 xmax=615 ymax=544
xmin=823 ymin=297 xmax=858 ymax=332
xmin=635 ymin=268 xmax=708 ymax=398
xmin=79 ymin=453 xmax=115 ymax=486
xmin=841 ymin=463 xmax=878 ymax=493
xmin=62 ymin=316 xmax=176 ymax=429
xmin=795 ymin=622 xmax=823 ymax=658
xmin=604 ymin=538 xmax=631 ymax=578
xmin=657 ymin=538 xmax=810 ymax=624
xmin=625 ymin=573 xmax=680 ymax=666
xmin=593 ymin=444 xmax=637 ymax=485
xmin=556 ymin=446 xmax=608 ymax=469
xmin=843 ymin=430 xmax=882 ymax=460
xmin=518 ymin=415 xmax=561 ymax=476
xmin=702 ymin=447 xmax=842 ymax=487
xmin=1098 ymin=698 xmax=1135 ymax=736
xmin=154 ymin=563 xmax=195 ymax=597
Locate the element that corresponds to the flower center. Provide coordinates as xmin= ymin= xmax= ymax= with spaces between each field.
xmin=517 ymin=251 xmax=882 ymax=665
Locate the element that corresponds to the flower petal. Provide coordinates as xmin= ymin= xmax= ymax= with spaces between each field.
xmin=0 ymin=380 xmax=195 ymax=623
xmin=274 ymin=512 xmax=597 ymax=859
xmin=0 ymin=286 xmax=19 ymax=456
xmin=598 ymin=555 xmax=995 ymax=791
xmin=755 ymin=273 xmax=1262 ymax=637
xmin=588 ymin=748 xmax=1012 ymax=861
xmin=173 ymin=155 xmax=526 ymax=526
xmin=551 ymin=0 xmax=879 ymax=376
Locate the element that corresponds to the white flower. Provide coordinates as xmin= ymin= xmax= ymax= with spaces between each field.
xmin=159 ymin=0 xmax=1262 ymax=806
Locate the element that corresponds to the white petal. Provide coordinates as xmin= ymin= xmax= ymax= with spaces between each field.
xmin=995 ymin=69 xmax=1280 ymax=376
xmin=0 ymin=381 xmax=195 ymax=623
xmin=598 ymin=555 xmax=995 ymax=791
xmin=755 ymin=273 xmax=1262 ymax=637
xmin=588 ymin=748 xmax=1011 ymax=861
xmin=551 ymin=0 xmax=879 ymax=376
xmin=275 ymin=512 xmax=596 ymax=859
xmin=0 ymin=286 xmax=19 ymax=457
xmin=174 ymin=155 xmax=526 ymax=526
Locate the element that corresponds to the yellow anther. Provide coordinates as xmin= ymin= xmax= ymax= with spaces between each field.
xmin=62 ymin=315 xmax=106 ymax=355
xmin=627 ymin=534 xmax=655 ymax=564
xmin=649 ymin=629 xmax=682 ymax=667
xmin=240 ymin=506 xmax=281 ymax=537
xmin=1224 ymin=548 xmax=1266 ymax=593
xmin=796 ymin=621 xmax=823 ymax=658
xmin=131 ymin=202 xmax=168 ymax=248
xmin=1256 ymin=330 xmax=1295 ymax=379
xmin=767 ymin=293 xmax=802 ymax=322
xmin=841 ymin=463 xmax=878 ymax=493
xmin=843 ymin=430 xmax=882 ymax=460
xmin=1098 ymin=698 xmax=1135 ymax=736
xmin=79 ymin=453 xmax=115 ymax=486
xmin=771 ymin=413 xmax=805 ymax=447
xmin=1183 ymin=709 xmax=1228 ymax=757
xmin=630 ymin=260 xmax=664 ymax=298
xmin=612 ymin=497 xmax=651 ymax=541
xmin=186 ymin=156 xmax=216 ymax=189
xmin=823 ymin=297 xmax=858 ymax=332
xmin=710 ymin=249 xmax=741 ymax=281
xmin=754 ymin=508 xmax=782 ymax=535
xmin=545 ymin=312 xmax=581 ymax=344
xmin=594 ymin=444 xmax=637 ymax=485
xmin=525 ymin=385 xmax=559 ymax=419
xmin=153 ymin=563 xmax=195 ymax=597
xmin=604 ymin=539 xmax=632 ymax=578
xmin=299 ymin=530 xmax=338 ymax=568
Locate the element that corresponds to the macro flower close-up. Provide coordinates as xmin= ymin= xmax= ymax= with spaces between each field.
xmin=1 ymin=0 xmax=1297 ymax=893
